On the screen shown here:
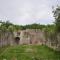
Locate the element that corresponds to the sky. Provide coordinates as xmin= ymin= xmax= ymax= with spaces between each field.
xmin=0 ymin=0 xmax=60 ymax=25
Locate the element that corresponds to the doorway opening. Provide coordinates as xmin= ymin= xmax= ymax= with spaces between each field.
xmin=15 ymin=37 xmax=20 ymax=44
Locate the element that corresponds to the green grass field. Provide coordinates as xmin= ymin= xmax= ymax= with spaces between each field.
xmin=0 ymin=45 xmax=60 ymax=60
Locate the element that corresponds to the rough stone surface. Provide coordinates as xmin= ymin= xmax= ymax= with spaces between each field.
xmin=0 ymin=29 xmax=60 ymax=50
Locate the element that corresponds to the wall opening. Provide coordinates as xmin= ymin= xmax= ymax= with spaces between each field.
xmin=15 ymin=37 xmax=20 ymax=44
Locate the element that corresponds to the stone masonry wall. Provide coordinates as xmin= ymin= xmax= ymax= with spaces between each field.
xmin=0 ymin=29 xmax=60 ymax=51
xmin=0 ymin=30 xmax=14 ymax=47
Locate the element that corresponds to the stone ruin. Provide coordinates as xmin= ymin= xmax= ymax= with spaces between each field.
xmin=14 ymin=29 xmax=46 ymax=45
xmin=0 ymin=29 xmax=46 ymax=46
xmin=0 ymin=29 xmax=60 ymax=50
xmin=0 ymin=30 xmax=14 ymax=47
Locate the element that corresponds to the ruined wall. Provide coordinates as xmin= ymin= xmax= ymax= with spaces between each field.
xmin=13 ymin=29 xmax=60 ymax=50
xmin=56 ymin=33 xmax=60 ymax=51
xmin=0 ymin=29 xmax=60 ymax=51
xmin=0 ymin=30 xmax=14 ymax=47
xmin=14 ymin=29 xmax=46 ymax=45
xmin=44 ymin=31 xmax=60 ymax=50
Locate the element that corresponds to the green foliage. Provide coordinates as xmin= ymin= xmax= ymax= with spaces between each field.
xmin=0 ymin=21 xmax=13 ymax=32
xmin=24 ymin=23 xmax=46 ymax=30
xmin=53 ymin=6 xmax=60 ymax=32
xmin=0 ymin=20 xmax=55 ymax=33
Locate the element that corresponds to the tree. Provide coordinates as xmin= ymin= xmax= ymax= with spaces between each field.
xmin=53 ymin=6 xmax=60 ymax=32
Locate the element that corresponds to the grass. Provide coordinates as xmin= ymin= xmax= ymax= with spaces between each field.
xmin=0 ymin=46 xmax=9 ymax=54
xmin=0 ymin=45 xmax=60 ymax=60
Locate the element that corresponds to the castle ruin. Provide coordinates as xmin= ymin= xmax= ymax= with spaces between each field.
xmin=0 ymin=29 xmax=60 ymax=50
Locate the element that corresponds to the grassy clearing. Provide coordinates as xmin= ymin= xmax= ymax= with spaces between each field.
xmin=0 ymin=45 xmax=60 ymax=60
xmin=0 ymin=46 xmax=9 ymax=54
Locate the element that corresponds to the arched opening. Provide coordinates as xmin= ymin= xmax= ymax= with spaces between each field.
xmin=15 ymin=37 xmax=20 ymax=44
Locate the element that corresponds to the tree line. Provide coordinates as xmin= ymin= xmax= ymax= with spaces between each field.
xmin=0 ymin=20 xmax=55 ymax=32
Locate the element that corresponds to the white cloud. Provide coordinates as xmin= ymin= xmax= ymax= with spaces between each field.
xmin=0 ymin=0 xmax=60 ymax=25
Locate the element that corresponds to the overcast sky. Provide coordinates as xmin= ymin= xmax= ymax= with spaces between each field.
xmin=0 ymin=0 xmax=60 ymax=25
